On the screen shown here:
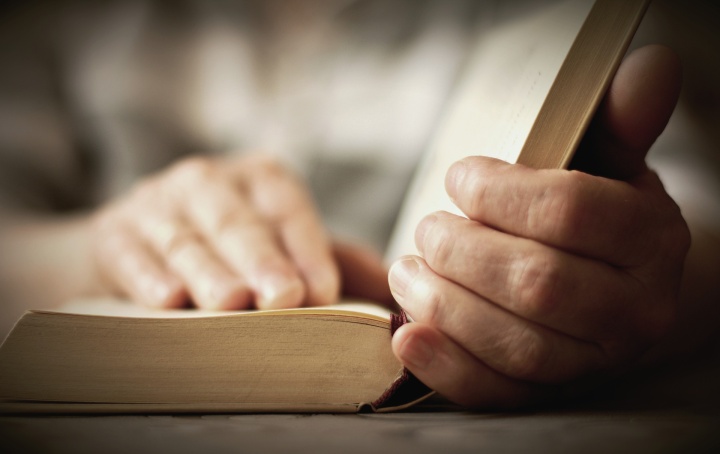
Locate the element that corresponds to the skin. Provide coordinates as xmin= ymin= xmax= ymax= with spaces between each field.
xmin=389 ymin=45 xmax=693 ymax=408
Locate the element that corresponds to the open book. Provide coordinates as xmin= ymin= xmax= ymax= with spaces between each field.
xmin=0 ymin=301 xmax=431 ymax=413
xmin=0 ymin=0 xmax=649 ymax=414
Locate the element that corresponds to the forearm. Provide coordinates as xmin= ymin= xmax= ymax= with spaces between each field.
xmin=0 ymin=210 xmax=99 ymax=337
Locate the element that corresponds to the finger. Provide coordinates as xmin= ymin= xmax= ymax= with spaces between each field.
xmin=389 ymin=256 xmax=607 ymax=383
xmin=94 ymin=219 xmax=187 ymax=309
xmin=243 ymin=158 xmax=340 ymax=307
xmin=571 ymin=45 xmax=682 ymax=180
xmin=392 ymin=323 xmax=550 ymax=409
xmin=333 ymin=241 xmax=393 ymax=307
xmin=280 ymin=214 xmax=339 ymax=306
xmin=169 ymin=159 xmax=305 ymax=310
xmin=444 ymin=157 xmax=659 ymax=267
xmin=414 ymin=211 xmax=656 ymax=347
xmin=135 ymin=212 xmax=252 ymax=310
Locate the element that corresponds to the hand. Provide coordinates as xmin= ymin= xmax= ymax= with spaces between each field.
xmin=389 ymin=45 xmax=688 ymax=408
xmin=92 ymin=154 xmax=343 ymax=310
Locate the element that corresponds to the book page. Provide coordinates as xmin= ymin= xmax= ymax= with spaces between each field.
xmin=385 ymin=0 xmax=594 ymax=261
xmin=51 ymin=298 xmax=393 ymax=321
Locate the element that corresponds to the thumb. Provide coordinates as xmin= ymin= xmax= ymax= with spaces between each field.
xmin=571 ymin=45 xmax=682 ymax=181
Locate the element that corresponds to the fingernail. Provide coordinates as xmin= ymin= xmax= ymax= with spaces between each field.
xmin=257 ymin=274 xmax=305 ymax=310
xmin=414 ymin=214 xmax=438 ymax=251
xmin=401 ymin=333 xmax=434 ymax=369
xmin=388 ymin=257 xmax=419 ymax=304
xmin=445 ymin=160 xmax=467 ymax=202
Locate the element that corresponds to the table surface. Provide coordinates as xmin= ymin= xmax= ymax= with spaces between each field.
xmin=3 ymin=354 xmax=720 ymax=454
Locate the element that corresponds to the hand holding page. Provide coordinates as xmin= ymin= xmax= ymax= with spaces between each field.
xmin=386 ymin=0 xmax=650 ymax=260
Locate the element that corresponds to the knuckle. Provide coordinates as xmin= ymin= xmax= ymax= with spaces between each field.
xmin=532 ymin=171 xmax=588 ymax=239
xmin=170 ymin=157 xmax=215 ymax=183
xmin=421 ymin=217 xmax=456 ymax=271
xmin=213 ymin=209 xmax=241 ymax=236
xmin=251 ymin=154 xmax=290 ymax=179
xmin=511 ymin=251 xmax=562 ymax=318
xmin=503 ymin=327 xmax=550 ymax=380
xmin=273 ymin=184 xmax=312 ymax=219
